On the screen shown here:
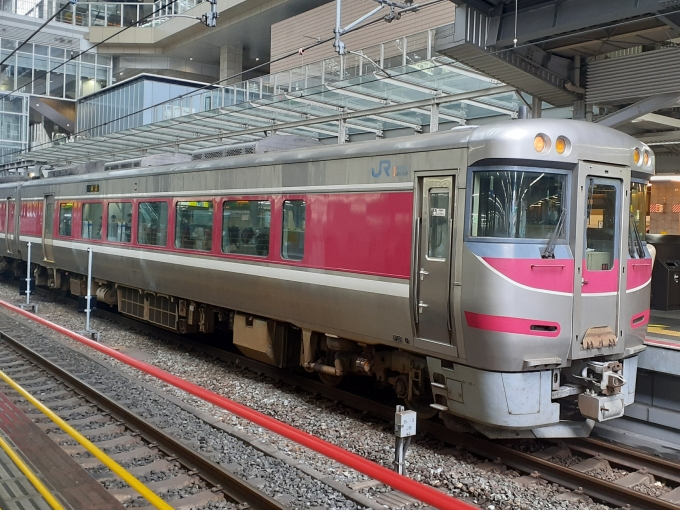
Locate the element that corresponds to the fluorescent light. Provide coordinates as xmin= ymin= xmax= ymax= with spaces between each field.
xmin=650 ymin=175 xmax=680 ymax=182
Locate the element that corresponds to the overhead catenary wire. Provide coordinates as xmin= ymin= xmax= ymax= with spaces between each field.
xmin=0 ymin=0 xmax=75 ymax=69
xmin=0 ymin=0 xmax=183 ymax=102
xmin=7 ymin=1 xmax=678 ymax=161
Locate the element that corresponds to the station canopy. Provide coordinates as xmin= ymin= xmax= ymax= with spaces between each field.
xmin=26 ymin=55 xmax=520 ymax=165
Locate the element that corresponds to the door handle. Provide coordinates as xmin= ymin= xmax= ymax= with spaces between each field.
xmin=419 ymin=268 xmax=429 ymax=281
xmin=582 ymin=278 xmax=588 ymax=285
xmin=418 ymin=301 xmax=428 ymax=313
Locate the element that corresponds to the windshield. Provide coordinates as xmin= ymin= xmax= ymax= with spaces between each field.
xmin=470 ymin=169 xmax=567 ymax=239
xmin=630 ymin=182 xmax=647 ymax=241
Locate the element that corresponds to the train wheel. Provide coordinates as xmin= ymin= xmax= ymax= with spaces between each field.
xmin=318 ymin=372 xmax=343 ymax=387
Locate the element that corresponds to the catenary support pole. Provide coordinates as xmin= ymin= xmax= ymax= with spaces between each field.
xmin=19 ymin=242 xmax=37 ymax=313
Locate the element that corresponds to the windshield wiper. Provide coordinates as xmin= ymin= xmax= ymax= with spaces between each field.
xmin=542 ymin=208 xmax=566 ymax=259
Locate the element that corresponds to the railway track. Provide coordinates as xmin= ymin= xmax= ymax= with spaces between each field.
xmin=0 ymin=325 xmax=289 ymax=510
xmin=9 ymin=286 xmax=680 ymax=509
xmin=81 ymin=305 xmax=680 ymax=510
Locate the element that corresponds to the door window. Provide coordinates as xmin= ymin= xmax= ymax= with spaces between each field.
xmin=427 ymin=190 xmax=449 ymax=260
xmin=585 ymin=180 xmax=618 ymax=271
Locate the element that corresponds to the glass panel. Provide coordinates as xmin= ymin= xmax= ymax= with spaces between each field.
xmin=81 ymin=202 xmax=102 ymax=239
xmin=427 ymin=190 xmax=449 ymax=260
xmin=175 ymin=201 xmax=213 ymax=251
xmin=0 ymin=52 xmax=15 ymax=92
xmin=44 ymin=202 xmax=53 ymax=237
xmin=470 ymin=170 xmax=566 ymax=239
xmin=586 ymin=181 xmax=617 ymax=271
xmin=107 ymin=3 xmax=121 ymax=26
xmin=16 ymin=54 xmax=32 ymax=93
xmin=630 ymin=182 xmax=647 ymax=241
xmin=107 ymin=202 xmax=132 ymax=242
xmin=64 ymin=63 xmax=76 ymax=99
xmin=138 ymin=201 xmax=168 ymax=246
xmin=58 ymin=203 xmax=72 ymax=236
xmin=222 ymin=200 xmax=270 ymax=256
xmin=281 ymin=200 xmax=305 ymax=260
xmin=33 ymin=55 xmax=48 ymax=95
xmin=49 ymin=65 xmax=64 ymax=98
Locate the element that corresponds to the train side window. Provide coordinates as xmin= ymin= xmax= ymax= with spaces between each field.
xmin=138 ymin=202 xmax=168 ymax=247
xmin=107 ymin=202 xmax=132 ymax=243
xmin=281 ymin=200 xmax=305 ymax=261
xmin=175 ymin=201 xmax=213 ymax=251
xmin=222 ymin=200 xmax=270 ymax=256
xmin=58 ymin=203 xmax=73 ymax=237
xmin=81 ymin=203 xmax=102 ymax=240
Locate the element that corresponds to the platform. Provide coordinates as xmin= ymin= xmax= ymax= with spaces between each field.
xmin=0 ymin=390 xmax=123 ymax=510
xmin=595 ymin=310 xmax=680 ymax=454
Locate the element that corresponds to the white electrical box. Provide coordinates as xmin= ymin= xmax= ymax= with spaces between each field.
xmin=394 ymin=409 xmax=417 ymax=438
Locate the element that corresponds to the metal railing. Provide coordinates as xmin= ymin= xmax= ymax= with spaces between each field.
xmin=1 ymin=0 xmax=202 ymax=27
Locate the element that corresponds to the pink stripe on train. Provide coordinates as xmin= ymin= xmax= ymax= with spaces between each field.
xmin=482 ymin=257 xmax=574 ymax=294
xmin=464 ymin=311 xmax=561 ymax=337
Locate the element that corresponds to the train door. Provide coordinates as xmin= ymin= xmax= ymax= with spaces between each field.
xmin=572 ymin=163 xmax=625 ymax=359
xmin=414 ymin=176 xmax=454 ymax=345
xmin=42 ymin=195 xmax=54 ymax=262
xmin=5 ymin=198 xmax=15 ymax=254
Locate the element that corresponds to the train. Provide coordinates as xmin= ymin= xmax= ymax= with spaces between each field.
xmin=0 ymin=118 xmax=654 ymax=438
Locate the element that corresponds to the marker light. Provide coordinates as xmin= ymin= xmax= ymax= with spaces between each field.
xmin=555 ymin=136 xmax=569 ymax=155
xmin=643 ymin=150 xmax=650 ymax=167
xmin=534 ymin=134 xmax=549 ymax=153
xmin=633 ymin=148 xmax=641 ymax=166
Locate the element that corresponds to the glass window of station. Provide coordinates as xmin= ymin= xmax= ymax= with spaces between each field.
xmin=470 ymin=169 xmax=567 ymax=239
xmin=0 ymin=37 xmax=112 ymax=99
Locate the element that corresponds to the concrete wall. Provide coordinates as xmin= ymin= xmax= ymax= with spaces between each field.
xmin=270 ymin=0 xmax=455 ymax=73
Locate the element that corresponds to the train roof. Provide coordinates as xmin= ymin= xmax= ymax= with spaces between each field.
xmin=5 ymin=119 xmax=654 ymax=191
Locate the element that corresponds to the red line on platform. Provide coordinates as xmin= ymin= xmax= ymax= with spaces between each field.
xmin=0 ymin=300 xmax=474 ymax=510
xmin=645 ymin=337 xmax=680 ymax=351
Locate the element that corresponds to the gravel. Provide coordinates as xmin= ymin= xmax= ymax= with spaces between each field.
xmin=0 ymin=281 xmax=617 ymax=510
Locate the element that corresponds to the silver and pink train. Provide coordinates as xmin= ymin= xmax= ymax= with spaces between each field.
xmin=0 ymin=118 xmax=654 ymax=438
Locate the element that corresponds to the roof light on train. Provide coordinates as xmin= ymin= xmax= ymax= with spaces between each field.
xmin=643 ymin=150 xmax=651 ymax=167
xmin=533 ymin=134 xmax=550 ymax=153
xmin=555 ymin=136 xmax=570 ymax=155
xmin=633 ymin=148 xmax=642 ymax=166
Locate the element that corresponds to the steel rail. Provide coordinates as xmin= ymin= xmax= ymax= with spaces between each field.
xmin=91 ymin=313 xmax=680 ymax=510
xmin=22 ymin=290 xmax=680 ymax=510
xmin=564 ymin=437 xmax=680 ymax=485
xmin=0 ymin=330 xmax=288 ymax=510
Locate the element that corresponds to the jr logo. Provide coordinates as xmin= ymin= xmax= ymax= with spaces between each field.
xmin=371 ymin=159 xmax=409 ymax=178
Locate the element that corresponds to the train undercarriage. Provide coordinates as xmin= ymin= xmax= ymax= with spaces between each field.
xmin=0 ymin=258 xmax=637 ymax=439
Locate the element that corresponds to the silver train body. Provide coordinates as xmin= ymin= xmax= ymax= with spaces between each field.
xmin=0 ymin=119 xmax=654 ymax=438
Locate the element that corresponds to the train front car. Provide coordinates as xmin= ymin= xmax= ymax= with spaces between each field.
xmin=427 ymin=119 xmax=654 ymax=438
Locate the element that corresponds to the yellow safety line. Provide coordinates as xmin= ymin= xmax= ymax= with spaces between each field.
xmin=0 ymin=434 xmax=65 ymax=510
xmin=648 ymin=326 xmax=680 ymax=337
xmin=0 ymin=369 xmax=173 ymax=510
